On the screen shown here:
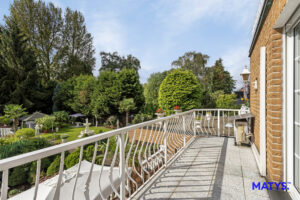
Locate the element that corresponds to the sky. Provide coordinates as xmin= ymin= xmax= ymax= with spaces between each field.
xmin=0 ymin=0 xmax=261 ymax=89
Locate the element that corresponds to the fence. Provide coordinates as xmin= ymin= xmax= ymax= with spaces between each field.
xmin=0 ymin=109 xmax=241 ymax=200
xmin=0 ymin=128 xmax=13 ymax=138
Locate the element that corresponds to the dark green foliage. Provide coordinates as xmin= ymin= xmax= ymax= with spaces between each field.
xmin=14 ymin=128 xmax=35 ymax=139
xmin=99 ymin=52 xmax=140 ymax=72
xmin=118 ymin=68 xmax=145 ymax=113
xmin=158 ymin=69 xmax=202 ymax=112
xmin=65 ymin=149 xmax=81 ymax=169
xmin=9 ymin=165 xmax=30 ymax=187
xmin=203 ymin=59 xmax=236 ymax=94
xmin=92 ymin=71 xmax=120 ymax=119
xmin=0 ymin=138 xmax=51 ymax=187
xmin=132 ymin=113 xmax=153 ymax=124
xmin=0 ymin=138 xmax=50 ymax=159
xmin=46 ymin=156 xmax=61 ymax=176
xmin=144 ymin=72 xmax=168 ymax=109
xmin=53 ymin=111 xmax=69 ymax=126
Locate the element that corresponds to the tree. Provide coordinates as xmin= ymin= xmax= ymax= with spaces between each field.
xmin=172 ymin=51 xmax=209 ymax=79
xmin=5 ymin=0 xmax=95 ymax=82
xmin=117 ymin=68 xmax=145 ymax=112
xmin=6 ymin=0 xmax=63 ymax=81
xmin=0 ymin=23 xmax=55 ymax=114
xmin=99 ymin=52 xmax=141 ymax=72
xmin=4 ymin=104 xmax=27 ymax=132
xmin=56 ymin=8 xmax=95 ymax=80
xmin=216 ymin=94 xmax=237 ymax=109
xmin=69 ymin=75 xmax=96 ymax=116
xmin=203 ymin=59 xmax=235 ymax=94
xmin=158 ymin=69 xmax=202 ymax=112
xmin=144 ymin=71 xmax=168 ymax=110
xmin=92 ymin=71 xmax=121 ymax=121
xmin=119 ymin=98 xmax=136 ymax=126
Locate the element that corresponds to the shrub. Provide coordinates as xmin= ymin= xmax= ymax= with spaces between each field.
xmin=46 ymin=156 xmax=61 ymax=176
xmin=105 ymin=116 xmax=117 ymax=128
xmin=35 ymin=115 xmax=56 ymax=132
xmin=60 ymin=134 xmax=69 ymax=139
xmin=85 ymin=145 xmax=95 ymax=162
xmin=8 ymin=189 xmax=19 ymax=197
xmin=14 ymin=128 xmax=35 ymax=139
xmin=0 ymin=138 xmax=50 ymax=187
xmin=132 ymin=113 xmax=153 ymax=124
xmin=9 ymin=165 xmax=30 ymax=187
xmin=216 ymin=94 xmax=237 ymax=109
xmin=158 ymin=69 xmax=202 ymax=112
xmin=65 ymin=149 xmax=81 ymax=169
xmin=53 ymin=111 xmax=69 ymax=127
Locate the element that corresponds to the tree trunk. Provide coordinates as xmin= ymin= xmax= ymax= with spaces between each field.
xmin=95 ymin=115 xmax=98 ymax=127
xmin=126 ymin=111 xmax=129 ymax=126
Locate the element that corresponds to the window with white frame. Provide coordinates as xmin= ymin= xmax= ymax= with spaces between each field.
xmin=294 ymin=23 xmax=300 ymax=192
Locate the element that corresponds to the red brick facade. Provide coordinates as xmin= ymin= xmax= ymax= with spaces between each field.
xmin=249 ymin=0 xmax=286 ymax=182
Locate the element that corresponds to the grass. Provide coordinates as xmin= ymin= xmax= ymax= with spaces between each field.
xmin=38 ymin=126 xmax=112 ymax=143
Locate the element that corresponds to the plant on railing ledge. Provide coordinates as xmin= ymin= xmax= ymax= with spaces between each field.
xmin=174 ymin=105 xmax=180 ymax=110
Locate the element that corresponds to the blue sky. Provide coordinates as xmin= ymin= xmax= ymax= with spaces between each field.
xmin=0 ymin=0 xmax=260 ymax=88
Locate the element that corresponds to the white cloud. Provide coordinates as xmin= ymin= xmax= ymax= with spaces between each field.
xmin=87 ymin=13 xmax=127 ymax=75
xmin=153 ymin=0 xmax=258 ymax=34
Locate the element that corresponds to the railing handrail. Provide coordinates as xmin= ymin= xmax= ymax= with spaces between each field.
xmin=0 ymin=109 xmax=195 ymax=171
xmin=0 ymin=108 xmax=241 ymax=171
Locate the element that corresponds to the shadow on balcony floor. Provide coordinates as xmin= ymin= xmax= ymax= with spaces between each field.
xmin=134 ymin=137 xmax=269 ymax=200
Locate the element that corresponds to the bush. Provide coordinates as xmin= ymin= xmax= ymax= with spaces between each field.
xmin=158 ymin=69 xmax=202 ymax=112
xmin=14 ymin=128 xmax=35 ymax=139
xmin=35 ymin=115 xmax=56 ymax=131
xmin=0 ymin=138 xmax=51 ymax=187
xmin=132 ymin=113 xmax=153 ymax=124
xmin=105 ymin=116 xmax=117 ymax=128
xmin=65 ymin=149 xmax=81 ymax=169
xmin=60 ymin=134 xmax=69 ymax=139
xmin=53 ymin=111 xmax=69 ymax=127
xmin=46 ymin=156 xmax=61 ymax=176
xmin=8 ymin=189 xmax=19 ymax=197
xmin=216 ymin=94 xmax=237 ymax=109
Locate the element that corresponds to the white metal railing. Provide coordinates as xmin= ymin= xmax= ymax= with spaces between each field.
xmin=0 ymin=129 xmax=13 ymax=138
xmin=0 ymin=109 xmax=241 ymax=200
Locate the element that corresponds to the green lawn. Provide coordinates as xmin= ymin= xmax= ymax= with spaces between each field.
xmin=38 ymin=126 xmax=112 ymax=144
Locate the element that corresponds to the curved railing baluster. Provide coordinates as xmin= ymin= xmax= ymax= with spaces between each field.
xmin=72 ymin=146 xmax=84 ymax=200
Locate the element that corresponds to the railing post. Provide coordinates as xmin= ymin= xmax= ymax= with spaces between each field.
xmin=193 ymin=111 xmax=196 ymax=136
xmin=183 ymin=116 xmax=186 ymax=146
xmin=119 ymin=133 xmax=125 ymax=200
xmin=164 ymin=120 xmax=168 ymax=166
xmin=218 ymin=109 xmax=220 ymax=137
xmin=1 ymin=169 xmax=8 ymax=200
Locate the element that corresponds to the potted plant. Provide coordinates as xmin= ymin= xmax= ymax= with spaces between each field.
xmin=60 ymin=134 xmax=69 ymax=143
xmin=155 ymin=108 xmax=165 ymax=118
xmin=174 ymin=105 xmax=182 ymax=114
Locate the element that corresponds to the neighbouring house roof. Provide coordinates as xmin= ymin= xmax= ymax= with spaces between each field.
xmin=22 ymin=112 xmax=46 ymax=122
xmin=249 ymin=0 xmax=273 ymax=56
xmin=69 ymin=113 xmax=86 ymax=118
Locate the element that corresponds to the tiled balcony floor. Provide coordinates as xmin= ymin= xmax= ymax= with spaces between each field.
xmin=134 ymin=137 xmax=269 ymax=200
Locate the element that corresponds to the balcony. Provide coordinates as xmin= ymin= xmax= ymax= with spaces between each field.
xmin=0 ymin=109 xmax=269 ymax=200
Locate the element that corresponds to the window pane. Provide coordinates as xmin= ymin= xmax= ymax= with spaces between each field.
xmin=296 ymin=93 xmax=300 ymax=123
xmin=295 ymin=125 xmax=300 ymax=191
xmin=294 ymin=24 xmax=300 ymax=192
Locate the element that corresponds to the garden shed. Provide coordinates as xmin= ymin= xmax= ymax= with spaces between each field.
xmin=22 ymin=112 xmax=46 ymax=129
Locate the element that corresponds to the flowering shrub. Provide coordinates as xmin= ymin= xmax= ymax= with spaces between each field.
xmin=156 ymin=108 xmax=164 ymax=113
xmin=174 ymin=105 xmax=180 ymax=110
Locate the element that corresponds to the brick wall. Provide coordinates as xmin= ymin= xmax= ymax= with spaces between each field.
xmin=249 ymin=0 xmax=286 ymax=182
